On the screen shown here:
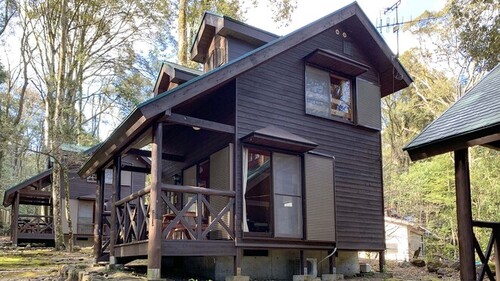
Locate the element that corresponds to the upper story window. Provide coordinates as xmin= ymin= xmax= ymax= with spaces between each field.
xmin=305 ymin=65 xmax=353 ymax=121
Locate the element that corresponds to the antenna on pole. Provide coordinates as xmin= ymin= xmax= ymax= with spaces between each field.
xmin=376 ymin=0 xmax=402 ymax=57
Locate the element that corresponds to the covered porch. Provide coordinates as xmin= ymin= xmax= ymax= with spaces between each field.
xmin=90 ymin=114 xmax=237 ymax=278
xmin=2 ymin=169 xmax=54 ymax=246
xmin=83 ymin=79 xmax=239 ymax=281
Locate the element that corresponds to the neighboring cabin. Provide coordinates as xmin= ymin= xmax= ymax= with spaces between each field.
xmin=384 ymin=216 xmax=425 ymax=261
xmin=2 ymin=145 xmax=149 ymax=247
xmin=79 ymin=3 xmax=412 ymax=280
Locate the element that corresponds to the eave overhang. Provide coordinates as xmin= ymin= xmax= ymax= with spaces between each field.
xmin=242 ymin=125 xmax=318 ymax=153
xmin=339 ymin=12 xmax=412 ymax=96
xmin=305 ymin=49 xmax=370 ymax=76
xmin=404 ymin=124 xmax=500 ymax=161
xmin=153 ymin=62 xmax=203 ymax=95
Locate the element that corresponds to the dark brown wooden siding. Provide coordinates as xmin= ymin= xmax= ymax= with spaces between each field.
xmin=227 ymin=37 xmax=260 ymax=62
xmin=235 ymin=26 xmax=384 ymax=251
xmin=67 ymin=155 xmax=148 ymax=201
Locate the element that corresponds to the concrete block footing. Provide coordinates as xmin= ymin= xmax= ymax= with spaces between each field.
xmin=292 ymin=275 xmax=321 ymax=281
xmin=225 ymin=276 xmax=250 ymax=281
xmin=321 ymin=273 xmax=344 ymax=280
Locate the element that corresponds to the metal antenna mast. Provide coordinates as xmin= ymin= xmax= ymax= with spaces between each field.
xmin=377 ymin=0 xmax=402 ymax=57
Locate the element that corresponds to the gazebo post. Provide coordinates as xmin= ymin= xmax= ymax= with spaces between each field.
xmin=10 ymin=191 xmax=19 ymax=247
xmin=94 ymin=169 xmax=105 ymax=263
xmin=109 ymin=156 xmax=122 ymax=265
xmin=454 ymin=149 xmax=475 ymax=281
xmin=147 ymin=122 xmax=163 ymax=280
xmin=495 ymin=230 xmax=500 ymax=281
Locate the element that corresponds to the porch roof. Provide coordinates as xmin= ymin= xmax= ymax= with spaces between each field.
xmin=78 ymin=2 xmax=412 ymax=178
xmin=404 ymin=64 xmax=500 ymax=160
xmin=3 ymin=169 xmax=53 ymax=207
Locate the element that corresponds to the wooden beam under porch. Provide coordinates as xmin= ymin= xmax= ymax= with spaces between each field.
xmin=114 ymin=240 xmax=236 ymax=259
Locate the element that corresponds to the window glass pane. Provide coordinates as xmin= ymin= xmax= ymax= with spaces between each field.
xmin=183 ymin=165 xmax=197 ymax=212
xmin=273 ymin=153 xmax=301 ymax=196
xmin=78 ymin=201 xmax=94 ymax=234
xmin=305 ymin=66 xmax=331 ymax=117
xmin=274 ymin=195 xmax=302 ymax=238
xmin=105 ymin=169 xmax=113 ymax=184
xmin=120 ymin=171 xmax=132 ymax=186
xmin=245 ymin=148 xmax=271 ymax=233
xmin=330 ymin=75 xmax=352 ymax=120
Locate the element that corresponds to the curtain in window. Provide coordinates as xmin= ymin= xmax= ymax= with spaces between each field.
xmin=242 ymin=147 xmax=249 ymax=232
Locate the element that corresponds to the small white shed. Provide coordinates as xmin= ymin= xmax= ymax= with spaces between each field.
xmin=385 ymin=216 xmax=426 ymax=261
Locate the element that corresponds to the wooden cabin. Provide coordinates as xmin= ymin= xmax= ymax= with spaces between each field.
xmin=2 ymin=146 xmax=149 ymax=248
xmin=78 ymin=3 xmax=412 ymax=280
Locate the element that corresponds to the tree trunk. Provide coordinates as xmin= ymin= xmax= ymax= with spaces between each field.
xmin=63 ymin=167 xmax=73 ymax=251
xmin=51 ymin=0 xmax=69 ymax=251
xmin=178 ymin=0 xmax=188 ymax=65
xmin=52 ymin=161 xmax=65 ymax=250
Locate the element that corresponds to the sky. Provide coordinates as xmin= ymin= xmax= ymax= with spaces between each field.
xmin=244 ymin=0 xmax=446 ymax=55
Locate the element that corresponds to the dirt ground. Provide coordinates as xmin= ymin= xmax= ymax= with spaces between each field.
xmin=0 ymin=237 xmax=459 ymax=280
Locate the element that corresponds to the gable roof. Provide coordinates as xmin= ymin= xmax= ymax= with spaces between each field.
xmin=190 ymin=11 xmax=279 ymax=62
xmin=3 ymin=169 xmax=53 ymax=207
xmin=404 ymin=64 xmax=500 ymax=161
xmin=153 ymin=62 xmax=203 ymax=95
xmin=79 ymin=2 xmax=412 ymax=178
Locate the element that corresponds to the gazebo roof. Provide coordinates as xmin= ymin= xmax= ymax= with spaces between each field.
xmin=404 ymin=64 xmax=500 ymax=160
xmin=2 ymin=169 xmax=53 ymax=207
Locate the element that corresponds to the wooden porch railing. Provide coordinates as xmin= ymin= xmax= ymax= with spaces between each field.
xmin=113 ymin=184 xmax=235 ymax=246
xmin=114 ymin=186 xmax=151 ymax=245
xmin=17 ymin=215 xmax=53 ymax=234
xmin=160 ymin=184 xmax=235 ymax=241
xmin=473 ymin=220 xmax=500 ymax=281
xmin=99 ymin=211 xmax=112 ymax=255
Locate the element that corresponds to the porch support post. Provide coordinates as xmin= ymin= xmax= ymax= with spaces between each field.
xmin=114 ymin=157 xmax=124 ymax=249
xmin=328 ymin=249 xmax=336 ymax=273
xmin=300 ymin=250 xmax=306 ymax=275
xmin=10 ymin=191 xmax=19 ymax=247
xmin=94 ymin=169 xmax=105 ymax=263
xmin=454 ymin=149 xmax=475 ymax=281
xmin=147 ymin=122 xmax=163 ymax=280
xmin=234 ymin=248 xmax=242 ymax=276
xmin=379 ymin=250 xmax=385 ymax=273
xmin=109 ymin=156 xmax=122 ymax=265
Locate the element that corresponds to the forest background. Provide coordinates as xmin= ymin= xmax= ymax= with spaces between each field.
xmin=0 ymin=0 xmax=498 ymax=258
